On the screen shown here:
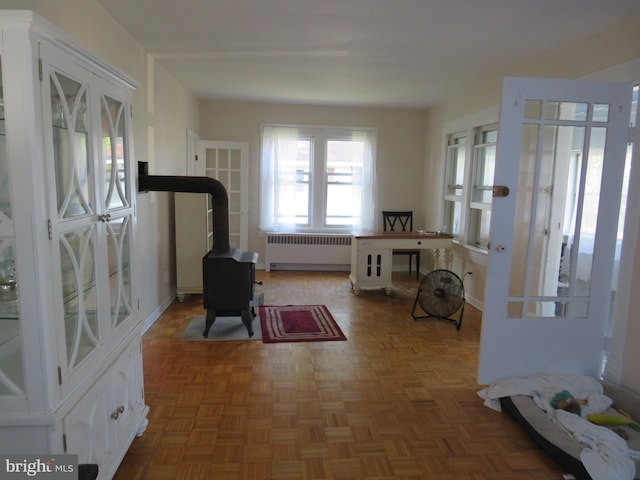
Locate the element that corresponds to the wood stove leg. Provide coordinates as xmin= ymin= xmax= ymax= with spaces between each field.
xmin=241 ymin=309 xmax=254 ymax=337
xmin=203 ymin=310 xmax=216 ymax=338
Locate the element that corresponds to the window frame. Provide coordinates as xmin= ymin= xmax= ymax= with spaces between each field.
xmin=260 ymin=124 xmax=377 ymax=233
xmin=441 ymin=107 xmax=499 ymax=252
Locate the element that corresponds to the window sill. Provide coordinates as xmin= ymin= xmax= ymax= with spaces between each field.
xmin=452 ymin=239 xmax=489 ymax=266
xmin=259 ymin=228 xmax=354 ymax=237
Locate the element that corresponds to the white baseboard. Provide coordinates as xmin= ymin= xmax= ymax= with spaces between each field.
xmin=141 ymin=291 xmax=176 ymax=334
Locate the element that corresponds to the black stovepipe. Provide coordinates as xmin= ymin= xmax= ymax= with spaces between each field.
xmin=137 ymin=161 xmax=230 ymax=255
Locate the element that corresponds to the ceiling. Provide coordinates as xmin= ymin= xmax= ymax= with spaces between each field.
xmin=96 ymin=0 xmax=640 ymax=108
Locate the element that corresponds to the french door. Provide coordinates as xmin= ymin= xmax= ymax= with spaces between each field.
xmin=195 ymin=140 xmax=249 ymax=251
xmin=478 ymin=77 xmax=633 ymax=384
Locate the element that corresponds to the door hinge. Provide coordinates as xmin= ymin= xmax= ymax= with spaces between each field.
xmin=38 ymin=57 xmax=43 ymax=82
xmin=62 ymin=433 xmax=67 ymax=452
xmin=195 ymin=154 xmax=199 ymax=162
xmin=628 ymin=125 xmax=636 ymax=145
xmin=47 ymin=220 xmax=52 ymax=240
xmin=57 ymin=366 xmax=62 ymax=385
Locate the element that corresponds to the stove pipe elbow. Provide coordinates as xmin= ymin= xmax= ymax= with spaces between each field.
xmin=138 ymin=162 xmax=230 ymax=255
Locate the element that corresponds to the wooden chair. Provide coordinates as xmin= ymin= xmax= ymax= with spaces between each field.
xmin=382 ymin=210 xmax=420 ymax=279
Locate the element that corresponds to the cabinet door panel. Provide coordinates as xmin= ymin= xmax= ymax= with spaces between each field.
xmin=111 ymin=339 xmax=144 ymax=444
xmin=63 ymin=376 xmax=112 ymax=465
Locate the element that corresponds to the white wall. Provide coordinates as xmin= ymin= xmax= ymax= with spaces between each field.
xmin=0 ymin=0 xmax=201 ymax=327
xmin=198 ymin=100 xmax=428 ymax=261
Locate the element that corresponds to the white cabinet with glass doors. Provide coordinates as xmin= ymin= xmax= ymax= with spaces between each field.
xmin=0 ymin=11 xmax=147 ymax=479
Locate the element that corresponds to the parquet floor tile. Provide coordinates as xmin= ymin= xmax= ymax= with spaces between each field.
xmin=114 ymin=271 xmax=566 ymax=479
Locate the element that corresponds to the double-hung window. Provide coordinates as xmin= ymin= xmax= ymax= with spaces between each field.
xmin=442 ymin=109 xmax=498 ymax=251
xmin=469 ymin=127 xmax=497 ymax=249
xmin=444 ymin=134 xmax=466 ymax=237
xmin=260 ymin=124 xmax=377 ymax=233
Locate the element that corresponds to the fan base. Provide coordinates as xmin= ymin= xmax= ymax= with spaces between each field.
xmin=411 ymin=301 xmax=464 ymax=330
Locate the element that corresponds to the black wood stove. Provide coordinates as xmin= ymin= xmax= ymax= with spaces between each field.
xmin=138 ymin=162 xmax=260 ymax=338
xmin=202 ymin=248 xmax=257 ymax=337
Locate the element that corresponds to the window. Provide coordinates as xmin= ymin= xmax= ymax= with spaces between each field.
xmin=469 ymin=127 xmax=497 ymax=248
xmin=442 ymin=108 xmax=498 ymax=251
xmin=443 ymin=134 xmax=466 ymax=237
xmin=260 ymin=125 xmax=377 ymax=232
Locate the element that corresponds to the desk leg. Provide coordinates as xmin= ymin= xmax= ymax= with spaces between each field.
xmin=432 ymin=247 xmax=452 ymax=271
xmin=444 ymin=248 xmax=453 ymax=270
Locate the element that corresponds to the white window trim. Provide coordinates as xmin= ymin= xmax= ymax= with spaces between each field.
xmin=442 ymin=106 xmax=499 ymax=256
xmin=259 ymin=123 xmax=377 ymax=234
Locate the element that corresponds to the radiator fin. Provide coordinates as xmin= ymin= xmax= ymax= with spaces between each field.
xmin=264 ymin=234 xmax=352 ymax=271
xmin=267 ymin=234 xmax=352 ymax=246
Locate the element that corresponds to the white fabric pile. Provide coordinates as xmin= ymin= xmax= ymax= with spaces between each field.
xmin=477 ymin=374 xmax=640 ymax=480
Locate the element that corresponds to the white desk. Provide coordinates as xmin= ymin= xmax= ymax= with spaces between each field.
xmin=349 ymin=232 xmax=453 ymax=294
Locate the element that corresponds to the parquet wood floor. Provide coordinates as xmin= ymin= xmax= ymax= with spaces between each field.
xmin=114 ymin=271 xmax=566 ymax=479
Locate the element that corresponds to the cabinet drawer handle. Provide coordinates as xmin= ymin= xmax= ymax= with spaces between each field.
xmin=111 ymin=405 xmax=125 ymax=420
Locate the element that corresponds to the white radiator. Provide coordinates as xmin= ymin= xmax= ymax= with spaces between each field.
xmin=264 ymin=233 xmax=352 ymax=272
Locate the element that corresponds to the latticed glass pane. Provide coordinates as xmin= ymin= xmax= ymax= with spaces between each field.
xmin=508 ymin=123 xmax=538 ymax=298
xmin=50 ymin=72 xmax=92 ymax=219
xmin=507 ymin=97 xmax=610 ymax=318
xmin=102 ymin=95 xmax=129 ymax=210
xmin=107 ymin=216 xmax=133 ymax=328
xmin=546 ymin=101 xmax=588 ymax=121
xmin=60 ymin=226 xmax=99 ymax=368
xmin=0 ymin=240 xmax=23 ymax=397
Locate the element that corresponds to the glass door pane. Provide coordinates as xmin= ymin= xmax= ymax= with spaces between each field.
xmin=204 ymin=144 xmax=249 ymax=249
xmin=101 ymin=95 xmax=129 ymax=211
xmin=0 ymin=241 xmax=23 ymax=396
xmin=0 ymin=60 xmax=24 ymax=397
xmin=50 ymin=72 xmax=93 ymax=219
xmin=106 ymin=216 xmax=133 ymax=328
xmin=60 ymin=226 xmax=100 ymax=368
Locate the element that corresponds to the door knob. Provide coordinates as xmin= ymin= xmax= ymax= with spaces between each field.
xmin=492 ymin=186 xmax=510 ymax=197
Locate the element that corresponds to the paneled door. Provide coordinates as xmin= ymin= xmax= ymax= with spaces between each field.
xmin=195 ymin=141 xmax=249 ymax=251
xmin=477 ymin=77 xmax=633 ymax=384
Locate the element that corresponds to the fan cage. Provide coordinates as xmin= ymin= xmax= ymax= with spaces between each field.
xmin=412 ymin=269 xmax=465 ymax=330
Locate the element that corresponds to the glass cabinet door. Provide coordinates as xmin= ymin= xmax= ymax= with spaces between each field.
xmin=100 ymin=95 xmax=134 ymax=329
xmin=50 ymin=68 xmax=101 ymax=371
xmin=0 ymin=59 xmax=25 ymax=397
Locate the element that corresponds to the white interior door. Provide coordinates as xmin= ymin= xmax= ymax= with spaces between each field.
xmin=478 ymin=77 xmax=633 ymax=384
xmin=195 ymin=140 xmax=249 ymax=251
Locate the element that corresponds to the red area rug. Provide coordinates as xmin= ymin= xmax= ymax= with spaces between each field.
xmin=259 ymin=305 xmax=347 ymax=343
